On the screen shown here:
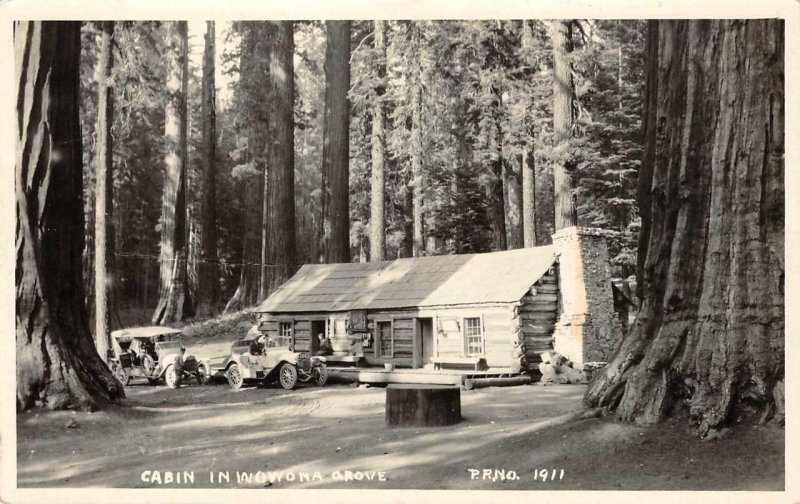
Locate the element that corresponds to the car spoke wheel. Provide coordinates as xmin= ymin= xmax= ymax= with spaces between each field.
xmin=111 ymin=363 xmax=130 ymax=386
xmin=227 ymin=363 xmax=244 ymax=389
xmin=164 ymin=365 xmax=179 ymax=389
xmin=278 ymin=363 xmax=298 ymax=390
xmin=141 ymin=354 xmax=156 ymax=375
xmin=312 ymin=364 xmax=329 ymax=387
xmin=197 ymin=363 xmax=210 ymax=385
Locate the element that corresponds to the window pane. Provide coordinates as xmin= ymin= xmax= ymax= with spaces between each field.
xmin=464 ymin=317 xmax=483 ymax=357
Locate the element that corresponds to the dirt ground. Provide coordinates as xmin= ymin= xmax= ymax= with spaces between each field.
xmin=16 ymin=378 xmax=784 ymax=490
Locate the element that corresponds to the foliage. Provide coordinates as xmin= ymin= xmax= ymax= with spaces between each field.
xmin=78 ymin=19 xmax=647 ymax=320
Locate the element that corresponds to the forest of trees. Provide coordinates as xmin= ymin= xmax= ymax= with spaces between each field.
xmin=70 ymin=19 xmax=645 ymax=332
xmin=16 ymin=19 xmax=783 ymax=435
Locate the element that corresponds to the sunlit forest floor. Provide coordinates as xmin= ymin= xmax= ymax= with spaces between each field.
xmin=17 ymin=379 xmax=783 ymax=490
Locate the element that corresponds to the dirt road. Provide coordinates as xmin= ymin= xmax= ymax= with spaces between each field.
xmin=16 ymin=379 xmax=783 ymax=490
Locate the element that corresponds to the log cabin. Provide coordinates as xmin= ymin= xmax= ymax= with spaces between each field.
xmin=255 ymin=227 xmax=623 ymax=374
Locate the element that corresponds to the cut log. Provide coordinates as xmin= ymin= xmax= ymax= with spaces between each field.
xmin=519 ymin=303 xmax=558 ymax=313
xmin=529 ymin=293 xmax=559 ymax=303
xmin=464 ymin=375 xmax=532 ymax=390
xmin=385 ymin=384 xmax=461 ymax=427
xmin=521 ymin=313 xmax=557 ymax=322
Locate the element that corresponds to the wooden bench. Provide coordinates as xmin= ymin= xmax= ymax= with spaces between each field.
xmin=432 ymin=357 xmax=488 ymax=371
xmin=325 ymin=351 xmax=364 ymax=367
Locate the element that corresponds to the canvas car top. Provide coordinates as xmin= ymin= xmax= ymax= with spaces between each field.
xmin=110 ymin=326 xmax=182 ymax=342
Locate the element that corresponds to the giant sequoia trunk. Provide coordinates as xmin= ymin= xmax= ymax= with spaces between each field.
xmin=94 ymin=21 xmax=115 ymax=356
xmin=551 ymin=20 xmax=577 ymax=231
xmin=153 ymin=21 xmax=192 ymax=325
xmin=505 ymin=156 xmax=523 ymax=250
xmin=486 ymin=86 xmax=507 ymax=251
xmin=521 ymin=21 xmax=537 ymax=248
xmin=369 ymin=20 xmax=387 ymax=262
xmin=16 ymin=21 xmax=123 ymax=410
xmin=228 ymin=25 xmax=268 ymax=310
xmin=226 ymin=179 xmax=264 ymax=311
xmin=321 ymin=20 xmax=351 ymax=264
xmin=409 ymin=22 xmax=425 ymax=257
xmin=265 ymin=21 xmax=297 ymax=294
xmin=522 ymin=150 xmax=536 ymax=247
xmin=585 ymin=20 xmax=785 ymax=436
xmin=195 ymin=21 xmax=219 ymax=318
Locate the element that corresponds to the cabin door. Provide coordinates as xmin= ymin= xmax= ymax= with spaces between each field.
xmin=418 ymin=318 xmax=434 ymax=367
xmin=310 ymin=320 xmax=326 ymax=353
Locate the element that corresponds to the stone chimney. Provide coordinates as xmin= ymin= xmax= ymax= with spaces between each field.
xmin=551 ymin=226 xmax=622 ymax=366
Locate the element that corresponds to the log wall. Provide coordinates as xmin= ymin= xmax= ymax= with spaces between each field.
xmin=516 ymin=266 xmax=560 ymax=371
xmin=256 ymin=264 xmax=560 ymax=372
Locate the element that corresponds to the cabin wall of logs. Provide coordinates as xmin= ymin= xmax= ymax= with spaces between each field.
xmin=255 ymin=263 xmax=561 ymax=373
xmin=513 ymin=265 xmax=560 ymax=373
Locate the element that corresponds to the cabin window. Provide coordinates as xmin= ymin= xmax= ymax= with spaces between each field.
xmin=376 ymin=321 xmax=393 ymax=358
xmin=279 ymin=322 xmax=294 ymax=345
xmin=463 ymin=317 xmax=484 ymax=357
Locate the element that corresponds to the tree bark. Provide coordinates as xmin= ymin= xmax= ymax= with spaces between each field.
xmin=636 ymin=20 xmax=659 ymax=290
xmin=522 ymin=149 xmax=536 ymax=247
xmin=409 ymin=23 xmax=425 ymax=257
xmin=226 ymin=25 xmax=267 ymax=311
xmin=487 ymin=85 xmax=507 ymax=251
xmin=321 ymin=20 xmax=351 ymax=264
xmin=585 ymin=20 xmax=785 ymax=435
xmin=94 ymin=21 xmax=115 ymax=357
xmin=266 ymin=21 xmax=297 ymax=294
xmin=520 ymin=21 xmax=537 ymax=247
xmin=551 ymin=20 xmax=577 ymax=231
xmin=16 ymin=21 xmax=124 ymax=410
xmin=369 ymin=20 xmax=387 ymax=262
xmin=195 ymin=21 xmax=218 ymax=318
xmin=505 ymin=156 xmax=524 ymax=249
xmin=152 ymin=21 xmax=192 ymax=325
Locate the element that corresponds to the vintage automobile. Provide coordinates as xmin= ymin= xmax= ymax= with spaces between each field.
xmin=217 ymin=329 xmax=328 ymax=390
xmin=108 ymin=326 xmax=210 ymax=388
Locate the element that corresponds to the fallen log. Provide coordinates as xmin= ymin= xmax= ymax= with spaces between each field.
xmin=463 ymin=375 xmax=532 ymax=390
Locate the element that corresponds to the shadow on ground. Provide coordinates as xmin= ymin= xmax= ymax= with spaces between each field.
xmin=16 ymin=381 xmax=783 ymax=490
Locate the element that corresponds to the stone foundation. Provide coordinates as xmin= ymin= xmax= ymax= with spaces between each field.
xmin=552 ymin=226 xmax=622 ymax=366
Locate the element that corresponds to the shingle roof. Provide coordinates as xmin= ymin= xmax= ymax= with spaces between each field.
xmin=257 ymin=246 xmax=559 ymax=313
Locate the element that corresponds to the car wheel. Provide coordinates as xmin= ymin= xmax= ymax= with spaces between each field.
xmin=226 ymin=363 xmax=244 ymax=390
xmin=111 ymin=363 xmax=131 ymax=386
xmin=164 ymin=365 xmax=179 ymax=389
xmin=197 ymin=363 xmax=210 ymax=385
xmin=141 ymin=354 xmax=156 ymax=375
xmin=278 ymin=363 xmax=298 ymax=390
xmin=312 ymin=364 xmax=329 ymax=387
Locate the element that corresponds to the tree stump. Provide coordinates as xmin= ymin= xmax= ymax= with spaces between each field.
xmin=385 ymin=384 xmax=461 ymax=427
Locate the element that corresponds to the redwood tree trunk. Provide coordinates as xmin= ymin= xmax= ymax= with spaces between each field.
xmin=226 ymin=179 xmax=263 ymax=311
xmin=585 ymin=20 xmax=784 ymax=436
xmin=369 ymin=20 xmax=387 ymax=262
xmin=94 ymin=21 xmax=115 ymax=356
xmin=522 ymin=149 xmax=536 ymax=247
xmin=196 ymin=20 xmax=218 ymax=318
xmin=410 ymin=23 xmax=425 ymax=257
xmin=551 ymin=20 xmax=577 ymax=231
xmin=321 ymin=20 xmax=351 ymax=264
xmin=266 ymin=21 xmax=297 ymax=294
xmin=521 ymin=21 xmax=537 ymax=248
xmin=16 ymin=21 xmax=123 ymax=410
xmin=505 ymin=156 xmax=523 ymax=249
xmin=153 ymin=21 xmax=192 ymax=325
xmin=486 ymin=85 xmax=507 ymax=251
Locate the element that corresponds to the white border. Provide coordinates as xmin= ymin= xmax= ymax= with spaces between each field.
xmin=1 ymin=1 xmax=797 ymax=503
